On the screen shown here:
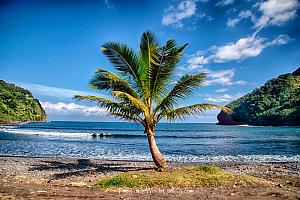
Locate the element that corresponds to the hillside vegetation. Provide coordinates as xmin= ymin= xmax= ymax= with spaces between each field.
xmin=217 ymin=68 xmax=300 ymax=126
xmin=0 ymin=80 xmax=46 ymax=123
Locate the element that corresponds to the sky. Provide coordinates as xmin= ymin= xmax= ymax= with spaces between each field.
xmin=0 ymin=0 xmax=299 ymax=122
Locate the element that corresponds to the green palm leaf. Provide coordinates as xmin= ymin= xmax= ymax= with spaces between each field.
xmin=90 ymin=69 xmax=138 ymax=97
xmin=102 ymin=42 xmax=142 ymax=92
xmin=74 ymin=95 xmax=143 ymax=122
xmin=112 ymin=91 xmax=150 ymax=118
xmin=158 ymin=103 xmax=232 ymax=121
xmin=139 ymin=31 xmax=160 ymax=98
xmin=149 ymin=40 xmax=188 ymax=101
xmin=154 ymin=73 xmax=207 ymax=115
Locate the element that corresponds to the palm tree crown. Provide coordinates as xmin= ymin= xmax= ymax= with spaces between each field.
xmin=75 ymin=31 xmax=230 ymax=169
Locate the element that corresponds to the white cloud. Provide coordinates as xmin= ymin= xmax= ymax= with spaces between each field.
xmin=177 ymin=65 xmax=246 ymax=86
xmin=216 ymin=0 xmax=235 ymax=7
xmin=216 ymin=88 xmax=229 ymax=93
xmin=255 ymin=0 xmax=299 ymax=29
xmin=187 ymin=55 xmax=209 ymax=65
xmin=227 ymin=10 xmax=255 ymax=27
xmin=162 ymin=0 xmax=197 ymax=27
xmin=41 ymin=101 xmax=107 ymax=116
xmin=204 ymin=69 xmax=246 ymax=86
xmin=188 ymin=34 xmax=291 ymax=64
xmin=204 ymin=93 xmax=243 ymax=102
xmin=212 ymin=35 xmax=290 ymax=63
xmin=211 ymin=36 xmax=266 ymax=63
xmin=15 ymin=82 xmax=105 ymax=99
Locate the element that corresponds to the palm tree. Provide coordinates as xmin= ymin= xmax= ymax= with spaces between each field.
xmin=74 ymin=31 xmax=230 ymax=169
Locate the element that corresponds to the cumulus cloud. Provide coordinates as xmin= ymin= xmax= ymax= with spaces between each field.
xmin=225 ymin=0 xmax=299 ymax=34
xmin=41 ymin=101 xmax=107 ymax=116
xmin=162 ymin=0 xmax=197 ymax=27
xmin=212 ymin=35 xmax=290 ymax=63
xmin=211 ymin=36 xmax=266 ymax=63
xmin=187 ymin=34 xmax=290 ymax=64
xmin=204 ymin=93 xmax=243 ymax=102
xmin=255 ymin=0 xmax=299 ymax=29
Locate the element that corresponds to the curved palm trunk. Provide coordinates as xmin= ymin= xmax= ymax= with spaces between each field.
xmin=146 ymin=128 xmax=168 ymax=169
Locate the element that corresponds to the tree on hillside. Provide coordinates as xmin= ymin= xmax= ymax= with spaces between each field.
xmin=75 ymin=31 xmax=230 ymax=169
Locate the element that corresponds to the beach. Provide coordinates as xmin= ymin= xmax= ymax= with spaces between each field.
xmin=1 ymin=122 xmax=299 ymax=199
xmin=0 ymin=156 xmax=299 ymax=199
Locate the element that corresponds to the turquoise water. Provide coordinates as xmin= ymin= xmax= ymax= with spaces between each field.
xmin=0 ymin=121 xmax=299 ymax=162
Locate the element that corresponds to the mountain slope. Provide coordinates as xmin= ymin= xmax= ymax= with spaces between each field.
xmin=0 ymin=80 xmax=46 ymax=123
xmin=217 ymin=68 xmax=300 ymax=126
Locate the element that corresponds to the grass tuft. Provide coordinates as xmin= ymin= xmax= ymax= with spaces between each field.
xmin=190 ymin=165 xmax=223 ymax=174
xmin=94 ymin=165 xmax=261 ymax=189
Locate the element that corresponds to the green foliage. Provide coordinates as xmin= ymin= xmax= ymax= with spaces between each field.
xmin=94 ymin=166 xmax=259 ymax=189
xmin=0 ymin=80 xmax=46 ymax=123
xmin=226 ymin=73 xmax=300 ymax=126
xmin=190 ymin=165 xmax=223 ymax=173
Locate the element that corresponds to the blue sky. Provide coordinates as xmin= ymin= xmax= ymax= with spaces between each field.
xmin=1 ymin=0 xmax=299 ymax=122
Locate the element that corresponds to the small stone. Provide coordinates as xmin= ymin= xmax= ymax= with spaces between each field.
xmin=131 ymin=175 xmax=138 ymax=178
xmin=69 ymin=182 xmax=87 ymax=187
xmin=277 ymin=184 xmax=284 ymax=188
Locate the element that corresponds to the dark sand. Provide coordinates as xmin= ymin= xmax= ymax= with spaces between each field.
xmin=0 ymin=156 xmax=299 ymax=199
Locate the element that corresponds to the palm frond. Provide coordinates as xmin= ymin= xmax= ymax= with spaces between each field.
xmin=74 ymin=94 xmax=143 ymax=122
xmin=112 ymin=91 xmax=149 ymax=118
xmin=149 ymin=40 xmax=188 ymax=101
xmin=154 ymin=73 xmax=207 ymax=115
xmin=157 ymin=103 xmax=232 ymax=121
xmin=90 ymin=69 xmax=139 ymax=97
xmin=101 ymin=42 xmax=142 ymax=91
xmin=139 ymin=31 xmax=160 ymax=98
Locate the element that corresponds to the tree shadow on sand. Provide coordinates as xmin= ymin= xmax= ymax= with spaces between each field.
xmin=29 ymin=159 xmax=154 ymax=181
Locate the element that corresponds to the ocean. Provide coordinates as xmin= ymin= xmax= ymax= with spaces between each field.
xmin=0 ymin=121 xmax=299 ymax=163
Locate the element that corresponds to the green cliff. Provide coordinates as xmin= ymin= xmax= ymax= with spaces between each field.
xmin=0 ymin=80 xmax=46 ymax=123
xmin=217 ymin=68 xmax=300 ymax=126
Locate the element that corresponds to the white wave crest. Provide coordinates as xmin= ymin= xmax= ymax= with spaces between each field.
xmin=2 ymin=129 xmax=96 ymax=138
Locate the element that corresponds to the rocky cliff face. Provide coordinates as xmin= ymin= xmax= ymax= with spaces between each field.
xmin=217 ymin=68 xmax=300 ymax=126
xmin=0 ymin=80 xmax=46 ymax=123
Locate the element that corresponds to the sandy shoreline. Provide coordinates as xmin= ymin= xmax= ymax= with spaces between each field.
xmin=0 ymin=156 xmax=299 ymax=199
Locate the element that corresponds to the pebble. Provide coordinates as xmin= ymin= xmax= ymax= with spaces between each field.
xmin=277 ymin=184 xmax=284 ymax=188
xmin=68 ymin=182 xmax=87 ymax=187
